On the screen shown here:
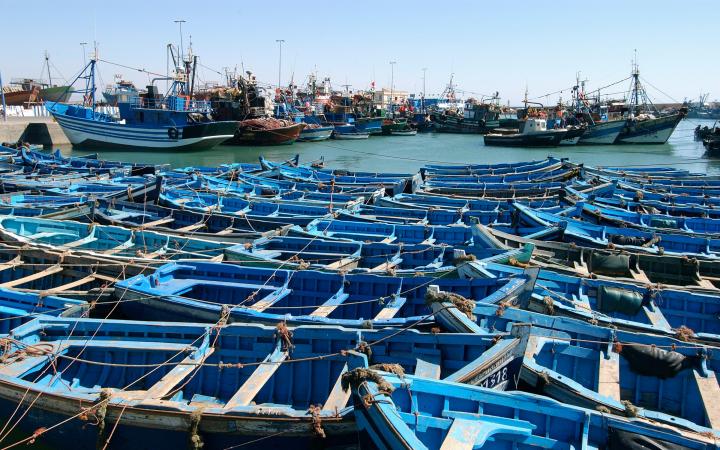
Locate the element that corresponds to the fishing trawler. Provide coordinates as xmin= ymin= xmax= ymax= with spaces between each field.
xmin=46 ymin=47 xmax=237 ymax=151
xmin=615 ymin=60 xmax=686 ymax=144
xmin=484 ymin=99 xmax=567 ymax=147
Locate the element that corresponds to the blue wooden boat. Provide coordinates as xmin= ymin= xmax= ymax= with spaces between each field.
xmin=236 ymin=172 xmax=386 ymax=196
xmin=225 ymin=235 xmax=463 ymax=275
xmin=378 ymin=192 xmax=562 ymax=211
xmin=573 ymin=202 xmax=720 ymax=236
xmin=421 ymin=157 xmax=563 ymax=176
xmin=0 ymin=245 xmax=154 ymax=331
xmin=460 ymin=260 xmax=720 ymax=344
xmin=0 ymin=317 xmax=531 ymax=449
xmin=259 ymin=160 xmax=413 ymax=196
xmin=475 ymin=222 xmax=720 ymax=290
xmin=0 ymin=193 xmax=88 ymax=208
xmin=0 ymin=289 xmax=86 ymax=334
xmin=338 ymin=203 xmax=518 ymax=226
xmin=0 ymin=172 xmax=161 ymax=202
xmin=115 ymin=261 xmax=535 ymax=328
xmin=567 ymin=185 xmax=720 ymax=219
xmin=421 ymin=180 xmax=571 ymax=198
xmin=0 ymin=204 xmax=89 ymax=220
xmin=90 ymin=199 xmax=287 ymax=243
xmin=421 ymin=157 xmax=554 ymax=175
xmin=426 ymin=291 xmax=720 ymax=434
xmin=159 ymin=189 xmax=336 ymax=226
xmin=46 ymin=57 xmax=237 ymax=151
xmin=507 ymin=203 xmax=720 ymax=259
xmin=345 ymin=354 xmax=718 ymax=450
xmin=20 ymin=147 xmax=169 ymax=173
xmin=0 ymin=216 xmax=237 ymax=263
xmin=296 ymin=218 xmax=477 ymax=246
xmin=521 ymin=329 xmax=720 ymax=432
xmin=422 ymin=163 xmax=572 ymax=184
xmin=297 ymin=124 xmax=333 ymax=141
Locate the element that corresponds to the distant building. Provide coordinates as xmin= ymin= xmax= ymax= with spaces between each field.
xmin=372 ymin=88 xmax=409 ymax=109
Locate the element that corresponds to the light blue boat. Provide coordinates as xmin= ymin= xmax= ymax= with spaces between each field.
xmin=427 ymin=291 xmax=720 ymax=435
xmin=345 ymin=353 xmax=719 ymax=449
xmin=459 ymin=259 xmax=720 ymax=344
xmin=0 ymin=215 xmax=236 ymax=263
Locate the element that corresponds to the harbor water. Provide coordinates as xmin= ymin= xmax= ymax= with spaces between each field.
xmin=61 ymin=118 xmax=719 ymax=174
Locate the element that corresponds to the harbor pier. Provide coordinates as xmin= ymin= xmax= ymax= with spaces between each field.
xmin=0 ymin=116 xmax=69 ymax=146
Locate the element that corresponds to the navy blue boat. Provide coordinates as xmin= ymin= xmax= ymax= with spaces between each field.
xmin=0 ymin=317 xmax=531 ymax=449
xmin=115 ymin=261 xmax=535 ymax=328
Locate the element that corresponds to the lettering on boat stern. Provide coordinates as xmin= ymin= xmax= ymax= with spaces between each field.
xmin=462 ymin=343 xmax=523 ymax=390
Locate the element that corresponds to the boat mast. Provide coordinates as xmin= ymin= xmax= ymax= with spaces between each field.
xmin=87 ymin=44 xmax=97 ymax=112
xmin=45 ymin=51 xmax=52 ymax=86
xmin=0 ymin=71 xmax=6 ymax=122
xmin=421 ymin=67 xmax=427 ymax=113
xmin=631 ymin=50 xmax=640 ymax=114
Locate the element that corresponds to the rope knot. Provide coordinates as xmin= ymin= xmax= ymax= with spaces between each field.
xmin=307 ymin=404 xmax=326 ymax=439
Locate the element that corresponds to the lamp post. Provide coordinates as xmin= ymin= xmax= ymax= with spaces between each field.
xmin=389 ymin=61 xmax=396 ymax=115
xmin=276 ymin=39 xmax=285 ymax=89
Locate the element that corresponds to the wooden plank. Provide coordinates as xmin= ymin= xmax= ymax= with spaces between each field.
xmin=249 ymin=287 xmax=291 ymax=312
xmin=0 ymin=265 xmax=64 ymax=288
xmin=373 ymin=296 xmax=406 ymax=320
xmin=175 ymin=222 xmax=205 ymax=232
xmin=102 ymin=238 xmax=135 ymax=255
xmin=439 ymin=418 xmax=481 ymax=450
xmin=630 ymin=268 xmax=652 ymax=284
xmin=134 ymin=217 xmax=175 ymax=230
xmin=92 ymin=273 xmax=118 ymax=283
xmin=145 ymin=348 xmax=215 ymax=399
xmin=598 ymin=350 xmax=621 ymax=401
xmin=369 ymin=261 xmax=399 ymax=272
xmin=62 ymin=235 xmax=98 ymax=248
xmin=45 ymin=275 xmax=97 ymax=294
xmin=325 ymin=257 xmax=358 ymax=271
xmin=695 ymin=369 xmax=720 ymax=429
xmin=310 ymin=292 xmax=349 ymax=318
xmin=414 ymin=354 xmax=441 ymax=379
xmin=224 ymin=347 xmax=288 ymax=409
xmin=641 ymin=306 xmax=671 ymax=329
xmin=26 ymin=231 xmax=74 ymax=241
xmin=0 ymin=256 xmax=23 ymax=272
xmin=322 ymin=363 xmax=351 ymax=412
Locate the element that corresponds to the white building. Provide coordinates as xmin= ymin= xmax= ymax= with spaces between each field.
xmin=372 ymin=88 xmax=409 ymax=109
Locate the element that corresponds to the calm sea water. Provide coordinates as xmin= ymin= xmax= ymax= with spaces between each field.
xmin=59 ymin=118 xmax=719 ymax=174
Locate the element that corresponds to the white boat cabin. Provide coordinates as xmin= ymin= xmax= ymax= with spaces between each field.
xmin=519 ymin=118 xmax=549 ymax=134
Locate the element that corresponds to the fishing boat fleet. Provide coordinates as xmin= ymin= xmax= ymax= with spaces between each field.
xmin=0 ymin=145 xmax=715 ymax=449
xmin=1 ymin=43 xmax=686 ymax=151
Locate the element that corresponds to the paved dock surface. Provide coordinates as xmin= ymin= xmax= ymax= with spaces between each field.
xmin=0 ymin=116 xmax=69 ymax=146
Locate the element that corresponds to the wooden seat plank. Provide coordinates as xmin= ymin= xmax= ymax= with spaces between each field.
xmin=224 ymin=347 xmax=288 ymax=409
xmin=0 ymin=265 xmax=64 ymax=288
xmin=598 ymin=350 xmax=621 ymax=401
xmin=322 ymin=363 xmax=351 ymax=412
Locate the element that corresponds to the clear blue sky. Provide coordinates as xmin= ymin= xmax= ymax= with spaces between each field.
xmin=2 ymin=0 xmax=718 ymax=104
